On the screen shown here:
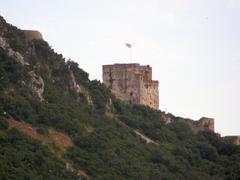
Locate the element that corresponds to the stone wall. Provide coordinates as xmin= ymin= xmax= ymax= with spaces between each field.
xmin=23 ymin=30 xmax=43 ymax=41
xmin=102 ymin=63 xmax=159 ymax=109
xmin=178 ymin=117 xmax=215 ymax=133
xmin=222 ymin=136 xmax=240 ymax=145
xmin=160 ymin=112 xmax=215 ymax=133
xmin=140 ymin=80 xmax=159 ymax=109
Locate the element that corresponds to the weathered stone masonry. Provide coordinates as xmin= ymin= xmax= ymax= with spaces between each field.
xmin=102 ymin=63 xmax=159 ymax=109
xmin=23 ymin=30 xmax=43 ymax=41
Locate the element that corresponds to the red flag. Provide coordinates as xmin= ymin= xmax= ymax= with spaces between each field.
xmin=125 ymin=43 xmax=132 ymax=48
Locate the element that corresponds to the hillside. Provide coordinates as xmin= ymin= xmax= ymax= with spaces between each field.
xmin=0 ymin=16 xmax=240 ymax=179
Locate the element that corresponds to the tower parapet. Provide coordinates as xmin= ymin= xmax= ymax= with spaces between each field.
xmin=102 ymin=63 xmax=159 ymax=109
xmin=23 ymin=30 xmax=43 ymax=41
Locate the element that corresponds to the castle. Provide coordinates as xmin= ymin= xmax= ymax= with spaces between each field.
xmin=102 ymin=63 xmax=215 ymax=134
xmin=103 ymin=63 xmax=159 ymax=109
xmin=102 ymin=63 xmax=240 ymax=145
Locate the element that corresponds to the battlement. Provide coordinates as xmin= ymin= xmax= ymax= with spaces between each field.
xmin=103 ymin=63 xmax=159 ymax=109
xmin=103 ymin=63 xmax=139 ymax=68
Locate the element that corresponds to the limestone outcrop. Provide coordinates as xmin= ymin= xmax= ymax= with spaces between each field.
xmin=69 ymin=70 xmax=82 ymax=93
xmin=29 ymin=71 xmax=44 ymax=101
xmin=68 ymin=69 xmax=93 ymax=105
xmin=0 ymin=36 xmax=26 ymax=65
xmin=0 ymin=31 xmax=44 ymax=101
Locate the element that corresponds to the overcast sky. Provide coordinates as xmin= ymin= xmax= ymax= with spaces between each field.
xmin=1 ymin=0 xmax=240 ymax=136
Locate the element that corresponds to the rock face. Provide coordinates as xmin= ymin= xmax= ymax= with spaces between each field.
xmin=68 ymin=69 xmax=93 ymax=105
xmin=0 ymin=33 xmax=44 ymax=101
xmin=29 ymin=71 xmax=44 ymax=101
xmin=0 ymin=36 xmax=26 ymax=65
xmin=103 ymin=63 xmax=159 ymax=109
xmin=69 ymin=70 xmax=82 ymax=93
xmin=222 ymin=136 xmax=240 ymax=145
xmin=23 ymin=30 xmax=43 ymax=41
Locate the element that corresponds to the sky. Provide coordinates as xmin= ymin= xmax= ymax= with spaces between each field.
xmin=0 ymin=0 xmax=240 ymax=136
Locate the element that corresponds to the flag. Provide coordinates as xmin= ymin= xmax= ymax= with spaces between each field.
xmin=125 ymin=43 xmax=132 ymax=48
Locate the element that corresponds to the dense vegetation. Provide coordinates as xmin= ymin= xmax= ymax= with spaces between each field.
xmin=0 ymin=15 xmax=240 ymax=179
xmin=0 ymin=127 xmax=79 ymax=180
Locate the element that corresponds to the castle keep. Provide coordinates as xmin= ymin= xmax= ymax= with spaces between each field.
xmin=102 ymin=63 xmax=159 ymax=109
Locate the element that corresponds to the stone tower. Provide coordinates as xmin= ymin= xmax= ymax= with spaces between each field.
xmin=23 ymin=30 xmax=43 ymax=41
xmin=102 ymin=63 xmax=159 ymax=109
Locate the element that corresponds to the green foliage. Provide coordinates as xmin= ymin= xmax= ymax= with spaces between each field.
xmin=0 ymin=116 xmax=8 ymax=130
xmin=0 ymin=93 xmax=36 ymax=123
xmin=197 ymin=142 xmax=219 ymax=161
xmin=0 ymin=49 xmax=30 ymax=90
xmin=0 ymin=129 xmax=79 ymax=180
xmin=0 ymin=15 xmax=240 ymax=179
xmin=67 ymin=60 xmax=89 ymax=85
xmin=0 ymin=16 xmax=27 ymax=53
xmin=88 ymin=80 xmax=111 ymax=113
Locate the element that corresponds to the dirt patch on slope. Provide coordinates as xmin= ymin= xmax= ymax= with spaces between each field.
xmin=7 ymin=118 xmax=88 ymax=178
xmin=48 ymin=128 xmax=73 ymax=150
xmin=7 ymin=118 xmax=73 ymax=152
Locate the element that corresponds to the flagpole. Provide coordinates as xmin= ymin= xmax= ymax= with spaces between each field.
xmin=130 ymin=47 xmax=132 ymax=62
